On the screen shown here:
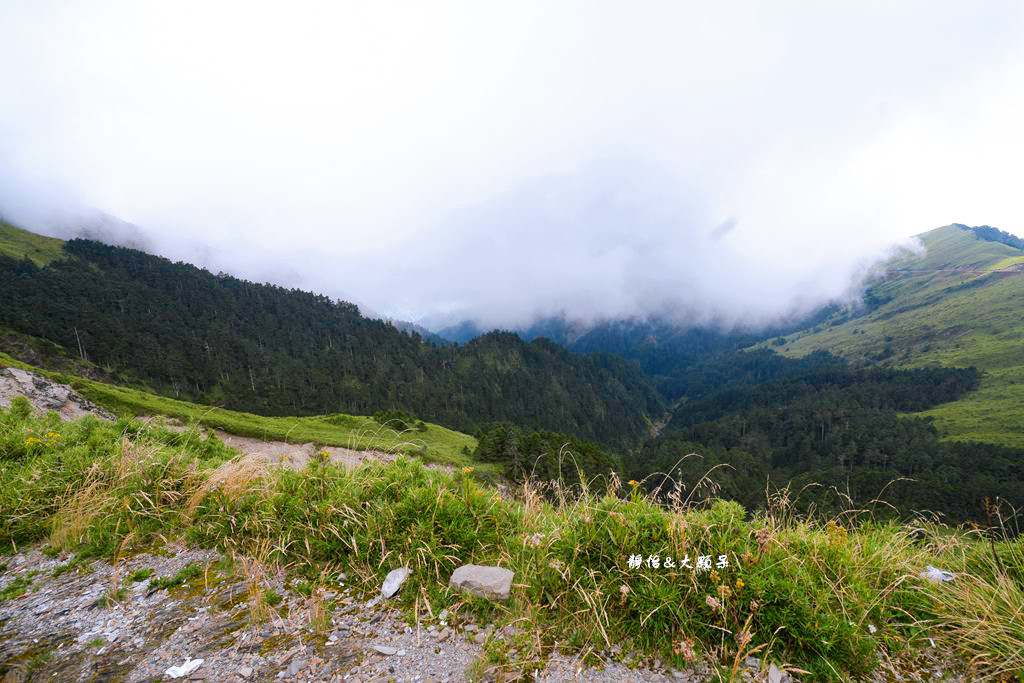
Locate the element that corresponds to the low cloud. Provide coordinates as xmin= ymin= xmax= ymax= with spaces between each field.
xmin=1 ymin=2 xmax=1022 ymax=330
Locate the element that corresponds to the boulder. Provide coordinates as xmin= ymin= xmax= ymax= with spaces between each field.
xmin=381 ymin=567 xmax=411 ymax=598
xmin=448 ymin=564 xmax=514 ymax=600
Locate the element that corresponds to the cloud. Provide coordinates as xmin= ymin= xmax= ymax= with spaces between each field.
xmin=1 ymin=1 xmax=1022 ymax=328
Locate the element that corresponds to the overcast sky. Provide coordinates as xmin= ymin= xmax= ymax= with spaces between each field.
xmin=2 ymin=1 xmax=1023 ymax=329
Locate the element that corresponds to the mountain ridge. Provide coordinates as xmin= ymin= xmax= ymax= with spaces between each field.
xmin=776 ymin=223 xmax=1024 ymax=447
xmin=0 ymin=223 xmax=661 ymax=448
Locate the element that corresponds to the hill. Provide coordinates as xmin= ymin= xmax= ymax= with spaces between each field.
xmin=434 ymin=306 xmax=846 ymax=403
xmin=0 ymin=224 xmax=662 ymax=448
xmin=0 ymin=222 xmax=63 ymax=267
xmin=776 ymin=224 xmax=1024 ymax=448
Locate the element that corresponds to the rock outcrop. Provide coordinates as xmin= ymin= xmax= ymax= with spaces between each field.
xmin=0 ymin=367 xmax=114 ymax=420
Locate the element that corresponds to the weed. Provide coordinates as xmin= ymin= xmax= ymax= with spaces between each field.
xmin=0 ymin=575 xmax=33 ymax=601
xmin=2 ymin=399 xmax=1024 ymax=678
xmin=149 ymin=563 xmax=203 ymax=592
xmin=127 ymin=568 xmax=153 ymax=582
xmin=98 ymin=587 xmax=127 ymax=607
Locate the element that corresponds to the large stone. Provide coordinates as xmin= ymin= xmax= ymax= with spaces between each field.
xmin=448 ymin=564 xmax=514 ymax=600
xmin=381 ymin=567 xmax=411 ymax=598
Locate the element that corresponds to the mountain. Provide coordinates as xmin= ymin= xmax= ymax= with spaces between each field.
xmin=777 ymin=224 xmax=1024 ymax=448
xmin=436 ymin=308 xmax=841 ymax=401
xmin=436 ymin=314 xmax=590 ymax=347
xmin=0 ymin=223 xmax=662 ymax=448
xmin=435 ymin=320 xmax=486 ymax=344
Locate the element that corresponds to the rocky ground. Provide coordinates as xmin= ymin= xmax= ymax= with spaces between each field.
xmin=0 ymin=544 xmax=800 ymax=682
xmin=208 ymin=430 xmax=399 ymax=472
xmin=0 ymin=368 xmax=113 ymax=422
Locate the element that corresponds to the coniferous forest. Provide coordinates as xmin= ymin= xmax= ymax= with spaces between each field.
xmin=0 ymin=239 xmax=661 ymax=447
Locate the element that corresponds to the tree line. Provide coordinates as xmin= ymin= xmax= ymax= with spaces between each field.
xmin=629 ymin=349 xmax=1021 ymax=523
xmin=0 ymin=240 xmax=662 ymax=447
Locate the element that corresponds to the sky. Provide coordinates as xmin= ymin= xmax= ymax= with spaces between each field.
xmin=2 ymin=1 xmax=1024 ymax=330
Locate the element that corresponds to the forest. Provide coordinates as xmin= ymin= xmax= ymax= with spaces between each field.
xmin=962 ymin=223 xmax=1024 ymax=251
xmin=0 ymin=240 xmax=661 ymax=447
xmin=629 ymin=349 xmax=1023 ymax=522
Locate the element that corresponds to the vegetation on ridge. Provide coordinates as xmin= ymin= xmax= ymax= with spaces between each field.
xmin=777 ymin=225 xmax=1024 ymax=450
xmin=0 ymin=230 xmax=662 ymax=448
xmin=0 ymin=351 xmax=481 ymax=470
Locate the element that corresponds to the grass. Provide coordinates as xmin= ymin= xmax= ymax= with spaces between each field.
xmin=0 ymin=350 xmax=485 ymax=472
xmin=127 ymin=567 xmax=153 ymax=582
xmin=773 ymin=225 xmax=1024 ymax=448
xmin=0 ymin=222 xmax=65 ymax=267
xmin=0 ymin=575 xmax=34 ymax=601
xmin=149 ymin=563 xmax=203 ymax=592
xmin=1 ymin=402 xmax=1023 ymax=680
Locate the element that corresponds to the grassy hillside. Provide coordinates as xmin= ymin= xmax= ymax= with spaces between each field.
xmin=0 ymin=222 xmax=64 ymax=267
xmin=0 ymin=351 xmax=482 ymax=470
xmin=2 ymin=399 xmax=1023 ymax=680
xmin=776 ymin=225 xmax=1024 ymax=447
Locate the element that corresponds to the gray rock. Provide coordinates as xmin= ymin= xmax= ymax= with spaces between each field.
xmin=745 ymin=655 xmax=761 ymax=668
xmin=768 ymin=663 xmax=786 ymax=683
xmin=920 ymin=565 xmax=955 ymax=584
xmin=0 ymin=368 xmax=114 ymax=421
xmin=286 ymin=657 xmax=307 ymax=677
xmin=238 ymin=666 xmax=254 ymax=678
xmin=381 ymin=567 xmax=411 ymax=598
xmin=448 ymin=564 xmax=514 ymax=600
xmin=372 ymin=645 xmax=398 ymax=656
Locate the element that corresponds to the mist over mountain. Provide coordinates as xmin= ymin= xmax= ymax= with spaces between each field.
xmin=5 ymin=3 xmax=1024 ymax=333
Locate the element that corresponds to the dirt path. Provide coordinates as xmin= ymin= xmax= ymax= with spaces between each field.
xmin=137 ymin=416 xmax=402 ymax=472
xmin=210 ymin=430 xmax=399 ymax=471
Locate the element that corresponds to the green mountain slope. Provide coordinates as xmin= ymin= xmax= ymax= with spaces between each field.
xmin=0 ymin=222 xmax=64 ymax=267
xmin=778 ymin=224 xmax=1024 ymax=447
xmin=0 ymin=224 xmax=662 ymax=447
xmin=0 ymin=350 xmax=481 ymax=469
